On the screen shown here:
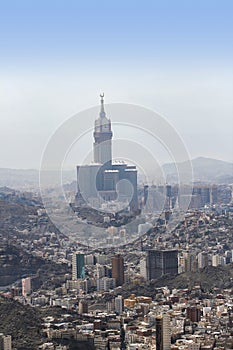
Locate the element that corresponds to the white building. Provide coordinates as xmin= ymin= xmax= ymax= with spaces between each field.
xmin=97 ymin=277 xmax=116 ymax=291
xmin=0 ymin=334 xmax=12 ymax=350
xmin=138 ymin=222 xmax=152 ymax=235
xmin=96 ymin=263 xmax=106 ymax=279
xmin=115 ymin=295 xmax=123 ymax=314
xmin=140 ymin=258 xmax=147 ymax=280
xmin=212 ymin=254 xmax=220 ymax=267
xmin=197 ymin=252 xmax=208 ymax=269
xmin=22 ymin=277 xmax=31 ymax=297
xmin=95 ymin=254 xmax=109 ymax=265
xmin=85 ymin=254 xmax=94 ymax=265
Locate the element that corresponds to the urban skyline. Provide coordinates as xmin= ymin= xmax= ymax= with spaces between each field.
xmin=0 ymin=1 xmax=232 ymax=349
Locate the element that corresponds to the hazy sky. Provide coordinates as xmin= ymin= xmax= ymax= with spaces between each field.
xmin=0 ymin=0 xmax=232 ymax=169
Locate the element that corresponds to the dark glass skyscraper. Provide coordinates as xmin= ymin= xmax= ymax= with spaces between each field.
xmin=146 ymin=250 xmax=178 ymax=280
xmin=72 ymin=252 xmax=85 ymax=280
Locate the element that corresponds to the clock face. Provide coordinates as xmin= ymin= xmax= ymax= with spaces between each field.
xmin=103 ymin=124 xmax=109 ymax=131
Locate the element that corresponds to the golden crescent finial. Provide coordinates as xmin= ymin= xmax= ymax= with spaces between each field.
xmin=100 ymin=93 xmax=104 ymax=98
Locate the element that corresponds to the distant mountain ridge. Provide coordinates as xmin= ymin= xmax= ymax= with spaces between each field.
xmin=163 ymin=157 xmax=233 ymax=183
xmin=0 ymin=157 xmax=232 ymax=189
xmin=0 ymin=168 xmax=76 ymax=189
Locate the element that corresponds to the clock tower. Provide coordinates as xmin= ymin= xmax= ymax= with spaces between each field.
xmin=93 ymin=93 xmax=113 ymax=166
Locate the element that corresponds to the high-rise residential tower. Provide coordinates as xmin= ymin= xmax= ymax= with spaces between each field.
xmin=156 ymin=314 xmax=171 ymax=350
xmin=115 ymin=295 xmax=124 ymax=314
xmin=112 ymin=254 xmax=124 ymax=287
xmin=22 ymin=277 xmax=31 ymax=297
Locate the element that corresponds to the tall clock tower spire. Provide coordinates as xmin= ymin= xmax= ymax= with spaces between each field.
xmin=93 ymin=93 xmax=113 ymax=165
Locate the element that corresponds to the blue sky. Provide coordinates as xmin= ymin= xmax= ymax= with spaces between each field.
xmin=0 ymin=0 xmax=232 ymax=168
xmin=0 ymin=0 xmax=232 ymax=67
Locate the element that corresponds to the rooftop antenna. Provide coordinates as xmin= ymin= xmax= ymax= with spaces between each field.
xmin=100 ymin=92 xmax=105 ymax=117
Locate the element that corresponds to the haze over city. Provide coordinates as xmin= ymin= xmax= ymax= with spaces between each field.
xmin=0 ymin=0 xmax=232 ymax=169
